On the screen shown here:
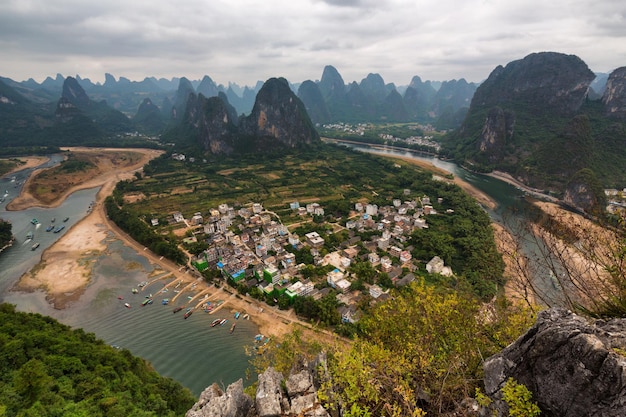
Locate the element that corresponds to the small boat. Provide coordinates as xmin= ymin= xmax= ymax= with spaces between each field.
xmin=254 ymin=334 xmax=264 ymax=342
xmin=230 ymin=323 xmax=236 ymax=333
xmin=211 ymin=319 xmax=221 ymax=327
xmin=138 ymin=281 xmax=148 ymax=287
xmin=30 ymin=218 xmax=38 ymax=225
xmin=242 ymin=313 xmax=250 ymax=320
xmin=162 ymin=298 xmax=169 ymax=305
xmin=31 ymin=242 xmax=40 ymax=250
xmin=173 ymin=306 xmax=183 ymax=313
xmin=234 ymin=311 xmax=240 ymax=320
xmin=131 ymin=288 xmax=138 ymax=294
xmin=220 ymin=318 xmax=228 ymax=326
xmin=45 ymin=225 xmax=54 ymax=232
xmin=53 ymin=225 xmax=65 ymax=233
xmin=141 ymin=299 xmax=152 ymax=306
xmin=124 ymin=303 xmax=131 ymax=308
xmin=26 ymin=231 xmax=33 ymax=240
xmin=184 ymin=310 xmax=193 ymax=319
xmin=117 ymin=296 xmax=124 ymax=300
xmin=51 ymin=218 xmax=55 ymax=223
xmin=63 ymin=217 xmax=69 ymax=222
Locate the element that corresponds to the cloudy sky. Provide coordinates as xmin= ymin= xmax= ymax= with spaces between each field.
xmin=1 ymin=0 xmax=625 ymax=87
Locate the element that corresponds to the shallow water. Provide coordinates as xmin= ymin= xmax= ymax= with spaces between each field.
xmin=0 ymin=162 xmax=258 ymax=396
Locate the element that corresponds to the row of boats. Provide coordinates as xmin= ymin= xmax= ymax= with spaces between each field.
xmin=122 ymin=288 xmax=247 ymax=334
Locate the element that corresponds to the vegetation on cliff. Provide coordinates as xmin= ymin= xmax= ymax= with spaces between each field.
xmin=0 ymin=303 xmax=195 ymax=417
xmin=252 ymin=285 xmax=536 ymax=416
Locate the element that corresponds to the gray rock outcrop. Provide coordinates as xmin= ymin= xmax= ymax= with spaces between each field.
xmin=602 ymin=66 xmax=626 ymax=118
xmin=186 ymin=355 xmax=330 ymax=417
xmin=483 ymin=308 xmax=626 ymax=417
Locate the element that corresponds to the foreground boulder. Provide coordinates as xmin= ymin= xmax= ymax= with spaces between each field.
xmin=483 ymin=308 xmax=626 ymax=417
xmin=186 ymin=355 xmax=330 ymax=417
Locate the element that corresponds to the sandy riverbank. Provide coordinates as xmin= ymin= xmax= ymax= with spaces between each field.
xmin=2 ymin=156 xmax=51 ymax=176
xmin=11 ymin=147 xmax=326 ymax=339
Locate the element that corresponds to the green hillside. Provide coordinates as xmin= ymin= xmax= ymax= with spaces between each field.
xmin=0 ymin=303 xmax=195 ymax=417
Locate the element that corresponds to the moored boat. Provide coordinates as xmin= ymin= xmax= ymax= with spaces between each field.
xmin=117 ymin=296 xmax=124 ymax=300
xmin=31 ymin=242 xmax=40 ymax=250
xmin=234 ymin=311 xmax=240 ymax=320
xmin=220 ymin=318 xmax=228 ymax=326
xmin=30 ymin=218 xmax=38 ymax=225
xmin=242 ymin=313 xmax=250 ymax=320
xmin=53 ymin=225 xmax=65 ymax=233
xmin=26 ymin=231 xmax=33 ymax=240
xmin=184 ymin=310 xmax=193 ymax=319
xmin=230 ymin=323 xmax=236 ymax=333
xmin=141 ymin=299 xmax=152 ymax=306
xmin=46 ymin=225 xmax=54 ymax=232
xmin=131 ymin=288 xmax=138 ymax=294
xmin=63 ymin=217 xmax=69 ymax=222
xmin=211 ymin=319 xmax=221 ymax=327
xmin=124 ymin=303 xmax=131 ymax=308
xmin=162 ymin=298 xmax=169 ymax=305
xmin=173 ymin=306 xmax=183 ymax=313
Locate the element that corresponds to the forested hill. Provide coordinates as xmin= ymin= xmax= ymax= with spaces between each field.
xmin=0 ymin=303 xmax=195 ymax=416
xmin=442 ymin=52 xmax=626 ymax=212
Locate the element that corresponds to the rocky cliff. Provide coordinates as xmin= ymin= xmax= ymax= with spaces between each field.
xmin=243 ymin=77 xmax=320 ymax=148
xmin=602 ymin=67 xmax=626 ymax=118
xmin=186 ymin=355 xmax=331 ymax=417
xmin=483 ymin=308 xmax=626 ymax=417
xmin=445 ymin=52 xmax=625 ymax=196
xmin=459 ymin=52 xmax=595 ymax=165
xmin=176 ymin=77 xmax=319 ymax=154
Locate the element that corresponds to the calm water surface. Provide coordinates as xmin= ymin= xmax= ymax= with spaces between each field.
xmin=0 ymin=158 xmax=258 ymax=396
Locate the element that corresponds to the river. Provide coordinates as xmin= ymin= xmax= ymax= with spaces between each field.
xmin=0 ymin=146 xmax=557 ymax=396
xmin=0 ymin=159 xmax=258 ymax=397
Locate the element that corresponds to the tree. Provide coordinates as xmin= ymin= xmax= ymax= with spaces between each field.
xmin=499 ymin=204 xmax=626 ymax=317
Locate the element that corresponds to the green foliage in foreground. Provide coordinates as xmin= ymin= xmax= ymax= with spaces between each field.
xmin=253 ymin=283 xmax=537 ymax=416
xmin=0 ymin=303 xmax=195 ymax=417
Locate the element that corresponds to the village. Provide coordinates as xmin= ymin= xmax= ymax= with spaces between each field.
xmin=159 ymin=190 xmax=455 ymax=325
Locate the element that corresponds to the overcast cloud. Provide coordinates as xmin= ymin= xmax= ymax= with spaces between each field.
xmin=1 ymin=0 xmax=625 ymax=86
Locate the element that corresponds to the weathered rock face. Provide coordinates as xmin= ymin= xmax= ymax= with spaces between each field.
xmin=602 ymin=67 xmax=626 ymax=118
xmin=477 ymin=106 xmax=515 ymax=163
xmin=62 ymin=76 xmax=90 ymax=108
xmin=483 ymin=308 xmax=626 ymax=417
xmin=179 ymin=77 xmax=319 ymax=154
xmin=186 ymin=355 xmax=330 ymax=417
xmin=183 ymin=93 xmax=237 ymax=154
xmin=244 ymin=77 xmax=320 ymax=148
xmin=470 ymin=52 xmax=594 ymax=115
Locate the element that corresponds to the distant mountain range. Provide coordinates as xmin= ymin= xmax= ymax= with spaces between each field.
xmin=2 ymin=55 xmax=624 ymax=210
xmin=1 ymin=68 xmax=482 ymax=128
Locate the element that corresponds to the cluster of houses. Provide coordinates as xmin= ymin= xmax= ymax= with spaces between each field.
xmin=378 ymin=133 xmax=441 ymax=152
xmin=173 ymin=193 xmax=454 ymax=324
xmin=604 ymin=188 xmax=626 ymax=215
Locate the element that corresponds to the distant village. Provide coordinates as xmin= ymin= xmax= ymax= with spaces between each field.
xmin=159 ymin=187 xmax=455 ymax=324
xmin=604 ymin=188 xmax=626 ymax=215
